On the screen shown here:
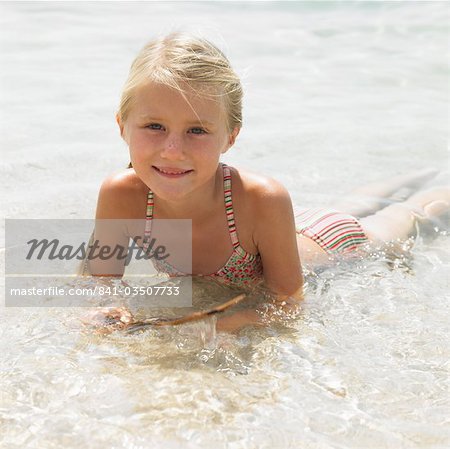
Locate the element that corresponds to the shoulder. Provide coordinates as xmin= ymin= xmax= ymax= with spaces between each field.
xmin=96 ymin=169 xmax=148 ymax=219
xmin=99 ymin=168 xmax=147 ymax=195
xmin=228 ymin=165 xmax=295 ymax=249
xmin=229 ymin=165 xmax=293 ymax=215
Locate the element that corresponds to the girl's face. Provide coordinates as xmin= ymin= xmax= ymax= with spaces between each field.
xmin=119 ymin=82 xmax=239 ymax=201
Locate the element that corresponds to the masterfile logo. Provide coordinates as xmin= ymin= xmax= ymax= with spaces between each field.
xmin=5 ymin=219 xmax=192 ymax=307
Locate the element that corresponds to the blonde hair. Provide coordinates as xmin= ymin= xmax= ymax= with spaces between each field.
xmin=118 ymin=32 xmax=243 ymax=132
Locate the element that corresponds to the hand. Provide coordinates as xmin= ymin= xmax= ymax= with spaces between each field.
xmin=82 ymin=307 xmax=133 ymax=333
xmin=215 ymin=294 xmax=303 ymax=333
xmin=216 ymin=309 xmax=264 ymax=333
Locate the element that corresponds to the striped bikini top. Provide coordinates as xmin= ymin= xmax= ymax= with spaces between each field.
xmin=143 ymin=163 xmax=263 ymax=287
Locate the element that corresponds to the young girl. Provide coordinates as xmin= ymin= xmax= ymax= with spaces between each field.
xmin=90 ymin=32 xmax=449 ymax=332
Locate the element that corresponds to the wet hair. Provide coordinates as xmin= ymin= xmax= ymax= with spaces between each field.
xmin=118 ymin=32 xmax=243 ymax=134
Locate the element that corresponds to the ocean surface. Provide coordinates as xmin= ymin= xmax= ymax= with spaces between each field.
xmin=1 ymin=2 xmax=449 ymax=448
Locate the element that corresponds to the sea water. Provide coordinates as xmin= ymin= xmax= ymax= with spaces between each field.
xmin=0 ymin=2 xmax=449 ymax=448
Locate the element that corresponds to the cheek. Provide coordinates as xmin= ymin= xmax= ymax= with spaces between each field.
xmin=188 ymin=135 xmax=226 ymax=156
xmin=128 ymin=132 xmax=159 ymax=156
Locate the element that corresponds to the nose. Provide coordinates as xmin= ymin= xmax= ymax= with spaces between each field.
xmin=160 ymin=133 xmax=186 ymax=161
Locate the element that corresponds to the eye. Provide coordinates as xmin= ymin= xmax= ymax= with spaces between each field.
xmin=147 ymin=123 xmax=164 ymax=131
xmin=188 ymin=127 xmax=207 ymax=135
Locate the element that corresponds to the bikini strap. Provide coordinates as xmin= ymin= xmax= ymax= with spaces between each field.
xmin=222 ymin=163 xmax=240 ymax=249
xmin=144 ymin=189 xmax=154 ymax=250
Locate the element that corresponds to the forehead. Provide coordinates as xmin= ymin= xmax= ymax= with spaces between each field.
xmin=130 ymin=82 xmax=225 ymax=124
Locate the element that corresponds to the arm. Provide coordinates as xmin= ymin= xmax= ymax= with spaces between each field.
xmin=217 ymin=180 xmax=304 ymax=332
xmin=254 ymin=179 xmax=303 ymax=298
xmin=83 ymin=171 xmax=146 ymax=329
xmin=89 ymin=173 xmax=138 ymax=277
xmin=90 ymin=169 xmax=154 ymax=276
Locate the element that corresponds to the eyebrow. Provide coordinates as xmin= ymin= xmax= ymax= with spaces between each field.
xmin=139 ymin=115 xmax=215 ymax=127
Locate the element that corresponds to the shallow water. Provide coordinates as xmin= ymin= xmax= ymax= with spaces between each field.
xmin=1 ymin=2 xmax=449 ymax=448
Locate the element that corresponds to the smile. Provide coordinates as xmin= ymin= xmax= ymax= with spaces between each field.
xmin=152 ymin=166 xmax=194 ymax=178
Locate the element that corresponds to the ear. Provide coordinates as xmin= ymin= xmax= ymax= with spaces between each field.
xmin=116 ymin=113 xmax=126 ymax=140
xmin=222 ymin=127 xmax=241 ymax=153
xmin=229 ymin=127 xmax=240 ymax=146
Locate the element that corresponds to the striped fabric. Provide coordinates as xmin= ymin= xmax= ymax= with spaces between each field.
xmin=223 ymin=166 xmax=240 ymax=249
xmin=293 ymin=207 xmax=369 ymax=254
xmin=144 ymin=190 xmax=154 ymax=247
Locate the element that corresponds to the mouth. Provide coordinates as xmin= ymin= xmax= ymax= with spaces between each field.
xmin=152 ymin=166 xmax=194 ymax=178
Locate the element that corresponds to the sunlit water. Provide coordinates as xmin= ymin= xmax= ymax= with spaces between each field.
xmin=1 ymin=2 xmax=449 ymax=448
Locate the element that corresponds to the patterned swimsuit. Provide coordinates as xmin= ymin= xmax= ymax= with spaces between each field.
xmin=293 ymin=207 xmax=369 ymax=254
xmin=143 ymin=163 xmax=369 ymax=286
